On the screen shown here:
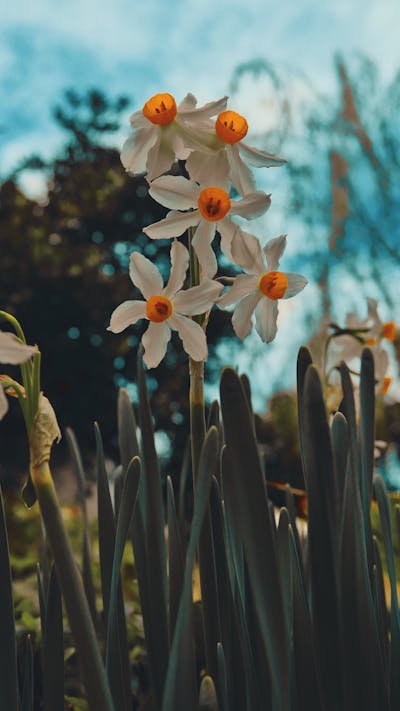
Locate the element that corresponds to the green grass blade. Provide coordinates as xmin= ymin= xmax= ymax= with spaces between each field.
xmin=339 ymin=361 xmax=359 ymax=489
xmin=296 ymin=346 xmax=313 ymax=478
xmin=95 ymin=422 xmax=116 ymax=623
xmin=106 ymin=456 xmax=141 ymax=711
xmin=331 ymin=411 xmax=348 ymax=522
xmin=372 ymin=537 xmax=389 ymax=683
xmin=137 ymin=353 xmax=169 ymax=706
xmin=162 ymin=427 xmax=217 ymax=711
xmin=340 ymin=461 xmax=387 ymax=709
xmin=20 ymin=635 xmax=34 ymax=711
xmin=220 ymin=367 xmax=289 ymax=711
xmin=216 ymin=643 xmax=228 ymax=711
xmin=167 ymin=476 xmax=185 ymax=640
xmin=118 ymin=388 xmax=140 ymax=470
xmin=210 ymin=478 xmax=248 ymax=711
xmin=95 ymin=423 xmax=131 ymax=711
xmin=65 ymin=427 xmax=98 ymax=626
xmin=43 ymin=565 xmax=64 ymax=711
xmin=0 ymin=487 xmax=19 ymax=711
xmin=207 ymin=400 xmax=220 ymax=430
xmin=288 ymin=526 xmax=322 ymax=711
xmin=359 ymin=349 xmax=375 ymax=510
xmin=302 ymin=365 xmax=342 ymax=709
xmin=373 ymin=474 xmax=400 ymax=707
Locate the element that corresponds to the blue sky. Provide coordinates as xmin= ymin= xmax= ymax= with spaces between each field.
xmin=2 ymin=0 xmax=399 ymax=405
xmin=2 ymin=0 xmax=399 ymax=177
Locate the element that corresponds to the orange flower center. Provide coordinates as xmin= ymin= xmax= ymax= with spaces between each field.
xmin=197 ymin=187 xmax=231 ymax=221
xmin=142 ymin=93 xmax=177 ymax=126
xmin=366 ymin=337 xmax=377 ymax=346
xmin=215 ymin=110 xmax=248 ymax=144
xmin=381 ymin=376 xmax=392 ymax=395
xmin=258 ymin=271 xmax=288 ymax=300
xmin=381 ymin=321 xmax=396 ymax=342
xmin=146 ymin=295 xmax=173 ymax=323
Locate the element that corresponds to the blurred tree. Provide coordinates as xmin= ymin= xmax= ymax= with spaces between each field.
xmin=0 ymin=89 xmax=231 ymax=484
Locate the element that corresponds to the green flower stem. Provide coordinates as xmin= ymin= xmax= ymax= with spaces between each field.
xmin=189 ymin=357 xmax=206 ymax=487
xmin=30 ymin=460 xmax=115 ymax=711
xmin=188 ymin=226 xmax=206 ymax=486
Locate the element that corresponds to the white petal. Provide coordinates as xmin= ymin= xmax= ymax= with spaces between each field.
xmin=120 ymin=125 xmax=158 ymax=174
xmin=175 ymin=121 xmax=217 ymax=153
xmin=144 ymin=210 xmax=200 ymax=239
xmin=173 ymin=280 xmax=223 ymax=315
xmin=179 ymin=96 xmax=228 ymax=121
xmin=178 ymin=93 xmax=197 ymax=112
xmin=239 ymin=141 xmax=287 ymax=167
xmin=374 ymin=347 xmax=389 ymax=381
xmin=169 ymin=313 xmax=208 ymax=361
xmin=142 ymin=322 xmax=171 ymax=368
xmin=148 ymin=175 xmax=199 ymax=210
xmin=146 ymin=134 xmax=176 ymax=181
xmin=164 ymin=240 xmax=189 ymax=298
xmin=367 ymin=298 xmax=382 ymax=338
xmin=186 ymin=149 xmax=230 ymax=188
xmin=231 ymin=291 xmax=261 ymax=340
xmin=129 ymin=252 xmax=163 ymax=298
xmin=264 ymin=235 xmax=287 ymax=270
xmin=282 ymin=273 xmax=308 ymax=299
xmin=108 ymin=300 xmax=147 ymax=334
xmin=226 ymin=144 xmax=256 ymax=195
xmin=255 ymin=298 xmax=279 ymax=343
xmin=231 ymin=228 xmax=265 ymax=274
xmin=230 ymin=192 xmax=271 ymax=219
xmin=191 ymin=220 xmax=218 ymax=278
xmin=218 ymin=274 xmax=259 ymax=308
xmin=0 ymin=332 xmax=36 ymax=364
xmin=129 ymin=109 xmax=148 ymax=130
xmin=0 ymin=387 xmax=8 ymax=420
xmin=217 ymin=217 xmax=237 ymax=261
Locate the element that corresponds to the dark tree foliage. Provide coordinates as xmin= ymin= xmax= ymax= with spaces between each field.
xmin=0 ymin=89 xmax=232 ymax=483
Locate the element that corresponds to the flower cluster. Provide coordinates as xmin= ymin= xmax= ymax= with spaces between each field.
xmin=109 ymin=91 xmax=307 ymax=368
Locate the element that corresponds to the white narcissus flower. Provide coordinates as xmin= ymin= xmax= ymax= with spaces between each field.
xmin=143 ymin=175 xmax=271 ymax=278
xmin=0 ymin=331 xmax=36 ymax=420
xmin=107 ymin=241 xmax=223 ymax=368
xmin=218 ymin=232 xmax=307 ymax=343
xmin=328 ymin=298 xmax=396 ymax=395
xmin=121 ymin=92 xmax=227 ymax=182
xmin=185 ymin=109 xmax=286 ymax=195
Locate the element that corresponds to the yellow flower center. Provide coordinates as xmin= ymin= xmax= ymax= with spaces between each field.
xmin=146 ymin=295 xmax=173 ymax=323
xmin=258 ymin=271 xmax=288 ymax=300
xmin=381 ymin=376 xmax=392 ymax=395
xmin=381 ymin=321 xmax=396 ymax=342
xmin=215 ymin=110 xmax=248 ymax=144
xmin=197 ymin=187 xmax=231 ymax=221
xmin=142 ymin=93 xmax=177 ymax=126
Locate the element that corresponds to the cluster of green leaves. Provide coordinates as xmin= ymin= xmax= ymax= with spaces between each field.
xmin=0 ymin=346 xmax=399 ymax=709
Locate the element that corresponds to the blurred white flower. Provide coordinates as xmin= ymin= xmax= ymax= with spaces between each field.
xmin=186 ymin=109 xmax=286 ymax=195
xmin=121 ymin=92 xmax=227 ymax=181
xmin=107 ymin=241 xmax=223 ymax=368
xmin=218 ymin=233 xmax=307 ymax=343
xmin=0 ymin=331 xmax=36 ymax=420
xmin=144 ymin=175 xmax=271 ymax=278
xmin=328 ymin=298 xmax=396 ymax=395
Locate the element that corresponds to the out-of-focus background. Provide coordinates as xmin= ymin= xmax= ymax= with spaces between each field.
xmin=1 ymin=0 xmax=399 ymax=487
